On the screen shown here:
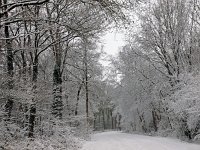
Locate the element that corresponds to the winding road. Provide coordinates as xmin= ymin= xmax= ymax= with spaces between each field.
xmin=81 ymin=131 xmax=200 ymax=150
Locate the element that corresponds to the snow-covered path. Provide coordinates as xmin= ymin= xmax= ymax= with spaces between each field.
xmin=81 ymin=131 xmax=200 ymax=150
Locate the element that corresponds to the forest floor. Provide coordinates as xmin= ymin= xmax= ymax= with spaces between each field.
xmin=81 ymin=131 xmax=200 ymax=150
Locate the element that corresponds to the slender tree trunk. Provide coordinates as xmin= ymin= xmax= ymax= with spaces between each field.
xmin=28 ymin=6 xmax=39 ymax=138
xmin=28 ymin=57 xmax=38 ymax=138
xmin=111 ymin=111 xmax=114 ymax=129
xmin=21 ymin=50 xmax=27 ymax=80
xmin=85 ymin=74 xmax=89 ymax=120
xmin=3 ymin=0 xmax=14 ymax=121
xmin=75 ymin=81 xmax=84 ymax=116
xmin=152 ymin=110 xmax=158 ymax=132
xmin=187 ymin=1 xmax=195 ymax=73
xmin=21 ymin=50 xmax=29 ymax=129
xmin=84 ymin=44 xmax=89 ymax=125
xmin=102 ymin=109 xmax=105 ymax=130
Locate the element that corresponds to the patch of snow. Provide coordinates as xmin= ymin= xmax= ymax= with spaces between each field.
xmin=81 ymin=131 xmax=200 ymax=150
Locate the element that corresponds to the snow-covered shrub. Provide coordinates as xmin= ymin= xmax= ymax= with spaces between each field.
xmin=169 ymin=74 xmax=200 ymax=140
xmin=5 ymin=134 xmax=82 ymax=150
xmin=71 ymin=116 xmax=92 ymax=140
xmin=1 ymin=119 xmax=84 ymax=150
xmin=194 ymin=134 xmax=200 ymax=143
xmin=0 ymin=121 xmax=21 ymax=142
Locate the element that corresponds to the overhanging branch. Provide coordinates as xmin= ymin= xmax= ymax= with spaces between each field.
xmin=0 ymin=0 xmax=49 ymax=18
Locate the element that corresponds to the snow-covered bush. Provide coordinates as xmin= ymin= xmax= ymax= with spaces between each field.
xmin=1 ymin=120 xmax=84 ymax=150
xmin=169 ymin=74 xmax=200 ymax=140
xmin=5 ymin=135 xmax=82 ymax=150
xmin=194 ymin=134 xmax=200 ymax=143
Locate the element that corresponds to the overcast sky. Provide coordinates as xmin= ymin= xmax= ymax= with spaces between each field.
xmin=102 ymin=32 xmax=125 ymax=56
xmin=99 ymin=31 xmax=125 ymax=68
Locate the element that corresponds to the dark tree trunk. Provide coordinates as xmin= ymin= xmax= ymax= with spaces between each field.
xmin=102 ymin=109 xmax=105 ymax=130
xmin=28 ymin=6 xmax=39 ymax=137
xmin=84 ymin=44 xmax=89 ymax=125
xmin=3 ymin=0 xmax=14 ymax=121
xmin=50 ymin=25 xmax=63 ymax=119
xmin=85 ymin=78 xmax=89 ymax=119
xmin=111 ymin=111 xmax=114 ymax=129
xmin=28 ymin=57 xmax=38 ymax=138
xmin=28 ymin=104 xmax=36 ymax=137
xmin=52 ymin=63 xmax=63 ymax=119
xmin=152 ymin=110 xmax=158 ymax=132
xmin=21 ymin=50 xmax=27 ymax=80
xmin=75 ymin=81 xmax=84 ymax=116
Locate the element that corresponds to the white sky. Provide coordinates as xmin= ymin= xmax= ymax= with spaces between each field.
xmin=102 ymin=32 xmax=125 ymax=56
xmin=99 ymin=31 xmax=125 ymax=67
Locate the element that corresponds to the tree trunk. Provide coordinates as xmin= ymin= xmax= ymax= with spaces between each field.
xmin=84 ymin=44 xmax=89 ymax=125
xmin=28 ymin=57 xmax=38 ymax=138
xmin=83 ymin=41 xmax=89 ymax=126
xmin=152 ymin=110 xmax=158 ymax=132
xmin=3 ymin=0 xmax=14 ymax=121
xmin=85 ymin=73 xmax=89 ymax=121
xmin=102 ymin=109 xmax=105 ymax=130
xmin=48 ymin=16 xmax=63 ymax=119
xmin=52 ymin=63 xmax=63 ymax=119
xmin=28 ymin=6 xmax=39 ymax=138
xmin=75 ymin=81 xmax=84 ymax=116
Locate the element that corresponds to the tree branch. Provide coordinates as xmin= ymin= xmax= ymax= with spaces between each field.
xmin=0 ymin=0 xmax=49 ymax=18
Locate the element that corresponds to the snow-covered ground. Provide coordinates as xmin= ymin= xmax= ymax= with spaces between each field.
xmin=81 ymin=131 xmax=200 ymax=150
